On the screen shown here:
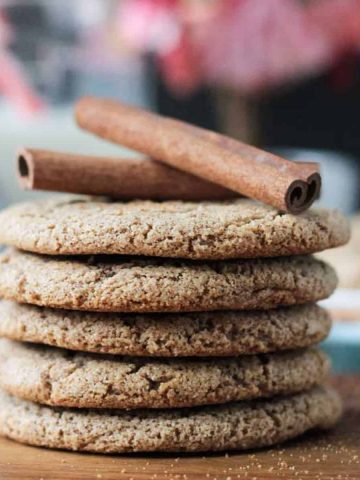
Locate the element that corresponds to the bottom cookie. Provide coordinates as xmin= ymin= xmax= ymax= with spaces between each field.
xmin=0 ymin=387 xmax=341 ymax=453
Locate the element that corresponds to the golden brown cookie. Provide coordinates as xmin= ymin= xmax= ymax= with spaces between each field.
xmin=0 ymin=249 xmax=337 ymax=312
xmin=0 ymin=387 xmax=342 ymax=453
xmin=0 ymin=340 xmax=329 ymax=409
xmin=0 ymin=301 xmax=331 ymax=356
xmin=0 ymin=198 xmax=349 ymax=259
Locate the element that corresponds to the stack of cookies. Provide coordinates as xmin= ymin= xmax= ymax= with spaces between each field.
xmin=0 ymin=197 xmax=350 ymax=453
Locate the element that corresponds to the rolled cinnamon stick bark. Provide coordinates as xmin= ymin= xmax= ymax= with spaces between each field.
xmin=17 ymin=148 xmax=237 ymax=200
xmin=75 ymin=96 xmax=321 ymax=213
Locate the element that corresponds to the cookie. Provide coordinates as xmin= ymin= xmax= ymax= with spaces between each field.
xmin=0 ymin=387 xmax=342 ymax=453
xmin=0 ymin=340 xmax=329 ymax=409
xmin=0 ymin=301 xmax=331 ymax=356
xmin=0 ymin=198 xmax=349 ymax=259
xmin=0 ymin=249 xmax=337 ymax=312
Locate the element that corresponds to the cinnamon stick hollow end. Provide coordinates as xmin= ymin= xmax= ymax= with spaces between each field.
xmin=285 ymin=172 xmax=322 ymax=215
xmin=17 ymin=148 xmax=35 ymax=190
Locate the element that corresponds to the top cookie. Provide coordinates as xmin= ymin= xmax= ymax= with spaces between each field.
xmin=0 ymin=198 xmax=349 ymax=259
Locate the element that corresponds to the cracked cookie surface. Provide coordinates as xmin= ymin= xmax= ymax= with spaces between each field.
xmin=0 ymin=339 xmax=329 ymax=409
xmin=0 ymin=198 xmax=350 ymax=259
xmin=0 ymin=249 xmax=337 ymax=312
xmin=0 ymin=301 xmax=331 ymax=356
xmin=0 ymin=387 xmax=341 ymax=452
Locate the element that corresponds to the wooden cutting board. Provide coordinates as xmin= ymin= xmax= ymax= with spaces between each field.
xmin=0 ymin=375 xmax=359 ymax=480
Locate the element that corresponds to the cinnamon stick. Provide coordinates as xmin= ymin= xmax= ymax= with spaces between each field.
xmin=17 ymin=148 xmax=237 ymax=200
xmin=75 ymin=96 xmax=321 ymax=214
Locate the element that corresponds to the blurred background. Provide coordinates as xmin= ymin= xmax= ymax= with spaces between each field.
xmin=0 ymin=0 xmax=359 ymax=371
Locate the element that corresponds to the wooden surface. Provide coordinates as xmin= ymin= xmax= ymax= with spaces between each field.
xmin=0 ymin=375 xmax=358 ymax=480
